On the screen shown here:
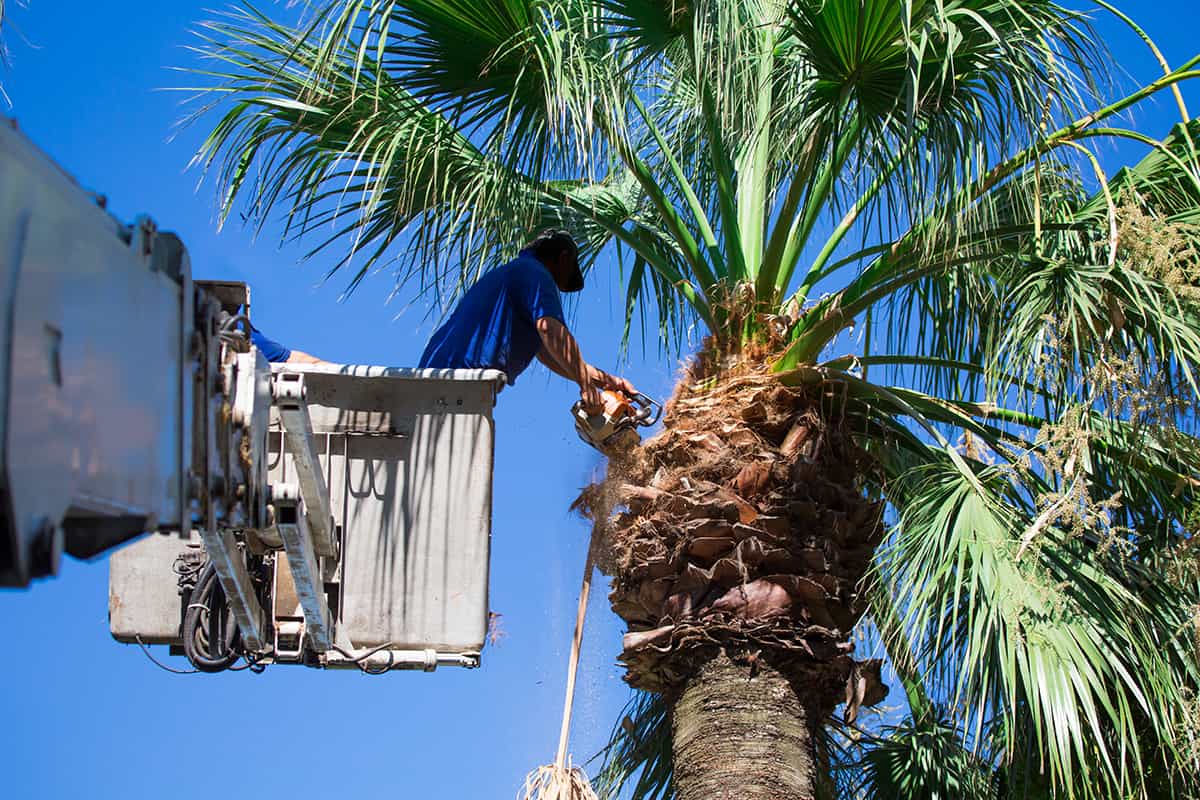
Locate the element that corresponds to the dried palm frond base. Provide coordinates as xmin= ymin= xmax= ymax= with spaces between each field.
xmin=579 ymin=345 xmax=888 ymax=709
xmin=521 ymin=761 xmax=599 ymax=800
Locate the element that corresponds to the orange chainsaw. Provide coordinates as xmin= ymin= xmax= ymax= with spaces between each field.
xmin=572 ymin=390 xmax=662 ymax=453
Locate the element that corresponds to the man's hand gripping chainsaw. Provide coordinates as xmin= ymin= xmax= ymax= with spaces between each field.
xmin=572 ymin=390 xmax=663 ymax=454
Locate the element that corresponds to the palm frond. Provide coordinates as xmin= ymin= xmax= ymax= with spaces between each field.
xmin=856 ymin=715 xmax=999 ymax=800
xmin=876 ymin=456 xmax=1200 ymax=797
xmin=593 ymin=690 xmax=674 ymax=800
xmin=184 ymin=4 xmax=653 ymax=305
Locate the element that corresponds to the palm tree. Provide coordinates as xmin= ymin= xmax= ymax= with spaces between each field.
xmin=186 ymin=1 xmax=1200 ymax=797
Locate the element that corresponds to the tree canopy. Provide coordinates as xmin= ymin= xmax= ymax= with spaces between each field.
xmin=185 ymin=2 xmax=1200 ymax=796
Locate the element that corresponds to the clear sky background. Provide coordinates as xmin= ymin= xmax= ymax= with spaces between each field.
xmin=1 ymin=3 xmax=1198 ymax=799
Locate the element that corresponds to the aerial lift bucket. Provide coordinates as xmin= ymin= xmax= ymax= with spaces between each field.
xmin=109 ymin=362 xmax=506 ymax=673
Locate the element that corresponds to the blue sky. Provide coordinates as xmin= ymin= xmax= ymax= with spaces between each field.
xmin=1 ymin=3 xmax=1199 ymax=798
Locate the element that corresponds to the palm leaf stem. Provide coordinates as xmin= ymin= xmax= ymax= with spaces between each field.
xmin=968 ymin=61 xmax=1200 ymax=206
xmin=768 ymin=114 xmax=863 ymax=303
xmin=1061 ymin=140 xmax=1119 ymax=268
xmin=785 ymin=60 xmax=1200 ymax=361
xmin=735 ymin=26 xmax=776 ymax=283
xmin=822 ymin=354 xmax=1055 ymax=405
xmin=759 ymin=122 xmax=829 ymax=304
xmin=775 ymin=73 xmax=1200 ymax=371
xmin=1091 ymin=1 xmax=1194 ymax=141
xmin=627 ymin=89 xmax=724 ymax=277
xmin=606 ymin=126 xmax=719 ymax=304
xmin=798 ymin=220 xmax=1094 ymax=314
xmin=697 ymin=80 xmax=748 ymax=285
xmin=799 ymin=138 xmax=915 ymax=301
xmin=802 ymin=367 xmax=989 ymax=488
xmin=782 ymin=247 xmax=1015 ymax=368
xmin=1070 ymin=127 xmax=1200 ymax=197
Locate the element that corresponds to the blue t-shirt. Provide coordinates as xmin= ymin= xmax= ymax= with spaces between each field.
xmin=418 ymin=251 xmax=565 ymax=383
xmin=250 ymin=326 xmax=291 ymax=363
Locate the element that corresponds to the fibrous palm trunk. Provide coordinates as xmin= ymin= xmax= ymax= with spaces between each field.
xmin=585 ymin=350 xmax=887 ymax=799
xmin=672 ymin=650 xmax=826 ymax=798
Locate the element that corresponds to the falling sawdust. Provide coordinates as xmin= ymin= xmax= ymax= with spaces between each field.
xmin=488 ymin=611 xmax=507 ymax=647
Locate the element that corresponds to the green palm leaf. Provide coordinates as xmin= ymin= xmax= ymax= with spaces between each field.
xmin=857 ymin=715 xmax=999 ymax=800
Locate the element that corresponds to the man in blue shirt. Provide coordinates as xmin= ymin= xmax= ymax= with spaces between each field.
xmin=419 ymin=230 xmax=635 ymax=408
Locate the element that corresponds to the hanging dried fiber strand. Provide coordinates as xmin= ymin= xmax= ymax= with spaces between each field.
xmin=519 ymin=532 xmax=601 ymax=800
xmin=521 ymin=760 xmax=598 ymax=800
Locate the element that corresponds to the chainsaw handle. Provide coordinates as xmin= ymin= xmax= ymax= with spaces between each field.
xmin=631 ymin=393 xmax=663 ymax=426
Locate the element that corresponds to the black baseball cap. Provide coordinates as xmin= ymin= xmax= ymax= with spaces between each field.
xmin=530 ymin=229 xmax=584 ymax=292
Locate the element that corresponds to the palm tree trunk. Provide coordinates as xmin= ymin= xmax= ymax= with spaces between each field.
xmin=672 ymin=651 xmax=822 ymax=800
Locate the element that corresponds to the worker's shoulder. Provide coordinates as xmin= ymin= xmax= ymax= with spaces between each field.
xmin=500 ymin=254 xmax=552 ymax=285
xmin=468 ymin=257 xmax=534 ymax=293
xmin=462 ymin=258 xmax=520 ymax=294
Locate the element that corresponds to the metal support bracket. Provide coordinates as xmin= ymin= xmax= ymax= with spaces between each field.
xmin=196 ymin=522 xmax=266 ymax=652
xmin=270 ymin=483 xmax=332 ymax=653
xmin=231 ymin=349 xmax=270 ymax=529
xmin=321 ymin=648 xmax=481 ymax=671
xmin=271 ymin=372 xmax=336 ymax=557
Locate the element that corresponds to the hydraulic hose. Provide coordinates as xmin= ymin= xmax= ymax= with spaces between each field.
xmin=183 ymin=562 xmax=242 ymax=673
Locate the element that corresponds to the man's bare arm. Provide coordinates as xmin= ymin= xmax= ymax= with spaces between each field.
xmin=535 ymin=317 xmax=604 ymax=410
xmin=536 ymin=344 xmax=610 ymax=386
xmin=536 ymin=346 xmax=577 ymax=381
xmin=535 ymin=318 xmax=637 ymax=402
xmin=286 ymin=349 xmax=324 ymax=365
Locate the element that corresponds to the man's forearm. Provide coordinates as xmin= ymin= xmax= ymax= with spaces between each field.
xmin=287 ymin=349 xmax=324 ymax=365
xmin=536 ymin=347 xmax=577 ymax=381
xmin=536 ymin=318 xmax=635 ymax=401
xmin=537 ymin=347 xmax=612 ymax=387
